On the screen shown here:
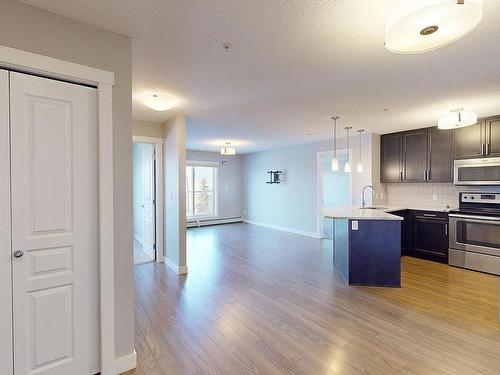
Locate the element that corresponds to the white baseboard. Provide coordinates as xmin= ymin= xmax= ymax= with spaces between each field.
xmin=165 ymin=258 xmax=188 ymax=275
xmin=244 ymin=219 xmax=320 ymax=239
xmin=115 ymin=350 xmax=136 ymax=374
xmin=186 ymin=216 xmax=243 ymax=228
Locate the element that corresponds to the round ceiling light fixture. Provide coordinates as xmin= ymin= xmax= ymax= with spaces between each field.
xmin=438 ymin=108 xmax=477 ymax=129
xmin=220 ymin=142 xmax=236 ymax=155
xmin=385 ymin=0 xmax=483 ymax=54
xmin=142 ymin=92 xmax=176 ymax=111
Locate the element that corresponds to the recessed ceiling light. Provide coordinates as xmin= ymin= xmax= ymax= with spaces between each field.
xmin=221 ymin=43 xmax=232 ymax=52
xmin=385 ymin=0 xmax=483 ymax=54
xmin=142 ymin=92 xmax=176 ymax=111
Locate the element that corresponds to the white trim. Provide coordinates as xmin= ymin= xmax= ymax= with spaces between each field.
xmin=133 ymin=135 xmax=163 ymax=144
xmin=0 ymin=45 xmax=116 ymax=375
xmin=0 ymin=45 xmax=114 ymax=86
xmin=115 ymin=350 xmax=137 ymax=374
xmin=244 ymin=219 xmax=320 ymax=239
xmin=186 ymin=217 xmax=243 ymax=228
xmin=316 ymin=149 xmax=354 ymax=238
xmin=186 ymin=159 xmax=221 ymax=167
xmin=165 ymin=258 xmax=188 ymax=275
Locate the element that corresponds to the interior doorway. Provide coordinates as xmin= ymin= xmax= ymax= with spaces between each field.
xmin=132 ymin=136 xmax=164 ymax=265
xmin=316 ymin=149 xmax=353 ymax=239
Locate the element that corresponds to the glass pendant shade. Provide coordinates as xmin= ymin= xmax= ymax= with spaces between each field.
xmin=438 ymin=110 xmax=477 ymax=129
xmin=331 ymin=158 xmax=339 ymax=171
xmin=357 ymin=163 xmax=363 ymax=174
xmin=344 ymin=161 xmax=351 ymax=173
xmin=385 ymin=0 xmax=483 ymax=54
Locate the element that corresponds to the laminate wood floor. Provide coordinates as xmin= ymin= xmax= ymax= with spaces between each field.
xmin=130 ymin=223 xmax=500 ymax=375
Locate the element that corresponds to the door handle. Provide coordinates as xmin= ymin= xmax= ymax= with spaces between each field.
xmin=486 ymin=143 xmax=490 ymax=156
xmin=13 ymin=250 xmax=24 ymax=258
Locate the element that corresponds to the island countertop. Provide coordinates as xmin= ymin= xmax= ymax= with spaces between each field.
xmin=323 ymin=206 xmax=404 ymax=221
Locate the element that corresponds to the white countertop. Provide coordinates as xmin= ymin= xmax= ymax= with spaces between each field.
xmin=323 ymin=205 xmax=455 ymax=221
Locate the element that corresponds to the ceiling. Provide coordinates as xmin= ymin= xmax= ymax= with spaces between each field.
xmin=20 ymin=0 xmax=500 ymax=153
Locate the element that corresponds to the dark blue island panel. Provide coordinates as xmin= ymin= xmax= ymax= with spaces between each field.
xmin=332 ymin=219 xmax=401 ymax=287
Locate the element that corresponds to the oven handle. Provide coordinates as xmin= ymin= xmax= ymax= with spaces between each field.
xmin=449 ymin=213 xmax=500 ymax=223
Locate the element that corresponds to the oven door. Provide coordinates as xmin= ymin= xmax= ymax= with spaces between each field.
xmin=454 ymin=157 xmax=500 ymax=185
xmin=449 ymin=214 xmax=500 ymax=256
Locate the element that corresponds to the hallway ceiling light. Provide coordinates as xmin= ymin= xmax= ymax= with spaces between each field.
xmin=331 ymin=116 xmax=340 ymax=171
xmin=220 ymin=142 xmax=236 ymax=155
xmin=385 ymin=0 xmax=483 ymax=54
xmin=438 ymin=108 xmax=477 ymax=129
xmin=142 ymin=92 xmax=176 ymax=111
xmin=344 ymin=126 xmax=352 ymax=173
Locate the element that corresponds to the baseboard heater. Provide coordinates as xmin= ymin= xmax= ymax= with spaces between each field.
xmin=186 ymin=217 xmax=243 ymax=228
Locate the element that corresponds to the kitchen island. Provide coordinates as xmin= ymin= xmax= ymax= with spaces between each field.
xmin=324 ymin=207 xmax=403 ymax=287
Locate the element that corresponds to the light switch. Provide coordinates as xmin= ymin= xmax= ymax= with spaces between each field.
xmin=352 ymin=220 xmax=358 ymax=230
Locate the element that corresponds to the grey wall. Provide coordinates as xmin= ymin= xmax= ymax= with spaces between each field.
xmin=0 ymin=0 xmax=134 ymax=359
xmin=187 ymin=150 xmax=243 ymax=219
xmin=242 ymin=134 xmax=376 ymax=236
xmin=164 ymin=113 xmax=187 ymax=271
xmin=133 ymin=119 xmax=164 ymax=138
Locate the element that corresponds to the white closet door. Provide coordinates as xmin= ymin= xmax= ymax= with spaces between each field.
xmin=10 ymin=72 xmax=99 ymax=375
xmin=142 ymin=145 xmax=155 ymax=257
xmin=0 ymin=70 xmax=13 ymax=375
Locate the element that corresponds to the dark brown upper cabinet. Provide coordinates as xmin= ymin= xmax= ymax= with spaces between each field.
xmin=485 ymin=117 xmax=500 ymax=157
xmin=403 ymin=130 xmax=428 ymax=182
xmin=454 ymin=115 xmax=500 ymax=159
xmin=380 ymin=133 xmax=402 ymax=182
xmin=428 ymin=127 xmax=454 ymax=182
xmin=381 ymin=127 xmax=454 ymax=183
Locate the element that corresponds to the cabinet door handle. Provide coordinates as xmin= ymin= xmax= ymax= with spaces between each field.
xmin=445 ymin=224 xmax=448 ymax=236
xmin=423 ymin=213 xmax=437 ymax=217
xmin=481 ymin=144 xmax=485 ymax=156
xmin=486 ymin=143 xmax=490 ymax=156
xmin=424 ymin=170 xmax=427 ymax=181
xmin=400 ymin=171 xmax=403 ymax=181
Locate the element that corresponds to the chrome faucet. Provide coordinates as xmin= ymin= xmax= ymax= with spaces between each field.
xmin=362 ymin=185 xmax=376 ymax=208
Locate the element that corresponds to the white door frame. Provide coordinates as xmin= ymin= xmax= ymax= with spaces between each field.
xmin=316 ymin=149 xmax=354 ymax=238
xmin=0 ymin=45 xmax=116 ymax=375
xmin=133 ymin=135 xmax=165 ymax=263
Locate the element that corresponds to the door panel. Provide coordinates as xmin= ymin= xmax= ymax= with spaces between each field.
xmin=486 ymin=117 xmax=500 ymax=157
xmin=403 ymin=130 xmax=428 ymax=182
xmin=454 ymin=121 xmax=484 ymax=159
xmin=428 ymin=127 xmax=454 ymax=182
xmin=0 ymin=70 xmax=13 ymax=375
xmin=142 ymin=145 xmax=155 ymax=259
xmin=10 ymin=72 xmax=99 ymax=375
xmin=381 ymin=133 xmax=402 ymax=182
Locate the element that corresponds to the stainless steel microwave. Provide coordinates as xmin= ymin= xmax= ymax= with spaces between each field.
xmin=454 ymin=157 xmax=500 ymax=185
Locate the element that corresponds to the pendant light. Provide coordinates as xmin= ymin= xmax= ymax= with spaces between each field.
xmin=344 ymin=125 xmax=352 ymax=173
xmin=220 ymin=142 xmax=236 ymax=155
xmin=385 ymin=0 xmax=483 ymax=54
xmin=438 ymin=108 xmax=477 ymax=129
xmin=357 ymin=129 xmax=364 ymax=174
xmin=331 ymin=116 xmax=340 ymax=171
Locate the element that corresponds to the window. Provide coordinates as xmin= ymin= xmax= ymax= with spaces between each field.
xmin=186 ymin=165 xmax=217 ymax=218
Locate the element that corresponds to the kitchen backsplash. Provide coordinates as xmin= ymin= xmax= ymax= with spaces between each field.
xmin=386 ymin=183 xmax=500 ymax=209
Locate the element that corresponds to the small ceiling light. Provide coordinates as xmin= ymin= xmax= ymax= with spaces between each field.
xmin=142 ymin=92 xmax=176 ymax=111
xmin=385 ymin=0 xmax=483 ymax=54
xmin=221 ymin=43 xmax=232 ymax=52
xmin=438 ymin=108 xmax=477 ymax=129
xmin=357 ymin=129 xmax=364 ymax=174
xmin=220 ymin=142 xmax=236 ymax=155
xmin=344 ymin=125 xmax=352 ymax=173
xmin=331 ymin=116 xmax=340 ymax=171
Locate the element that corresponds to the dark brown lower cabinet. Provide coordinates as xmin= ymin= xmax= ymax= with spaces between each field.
xmin=401 ymin=210 xmax=449 ymax=264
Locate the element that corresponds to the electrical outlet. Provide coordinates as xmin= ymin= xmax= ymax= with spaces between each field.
xmin=432 ymin=194 xmax=438 ymax=201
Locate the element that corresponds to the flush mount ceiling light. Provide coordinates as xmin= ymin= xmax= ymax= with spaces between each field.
xmin=220 ymin=142 xmax=236 ymax=155
xmin=438 ymin=108 xmax=477 ymax=129
xmin=385 ymin=0 xmax=483 ymax=54
xmin=142 ymin=92 xmax=176 ymax=111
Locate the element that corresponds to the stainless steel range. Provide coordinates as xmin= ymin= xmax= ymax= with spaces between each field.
xmin=449 ymin=193 xmax=500 ymax=275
